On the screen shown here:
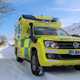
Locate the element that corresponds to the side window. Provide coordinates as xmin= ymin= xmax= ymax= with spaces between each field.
xmin=16 ymin=24 xmax=22 ymax=39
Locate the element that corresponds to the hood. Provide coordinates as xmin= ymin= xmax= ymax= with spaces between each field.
xmin=39 ymin=35 xmax=80 ymax=42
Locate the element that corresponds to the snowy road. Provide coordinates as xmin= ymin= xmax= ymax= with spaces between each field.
xmin=0 ymin=46 xmax=80 ymax=80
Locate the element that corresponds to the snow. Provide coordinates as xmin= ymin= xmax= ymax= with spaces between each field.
xmin=0 ymin=45 xmax=8 ymax=51
xmin=64 ymin=23 xmax=80 ymax=35
xmin=0 ymin=45 xmax=15 ymax=59
xmin=0 ymin=45 xmax=80 ymax=80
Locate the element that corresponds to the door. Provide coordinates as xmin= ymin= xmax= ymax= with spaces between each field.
xmin=20 ymin=25 xmax=31 ymax=59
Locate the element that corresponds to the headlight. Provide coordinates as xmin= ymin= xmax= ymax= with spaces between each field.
xmin=45 ymin=41 xmax=50 ymax=47
xmin=44 ymin=41 xmax=59 ymax=48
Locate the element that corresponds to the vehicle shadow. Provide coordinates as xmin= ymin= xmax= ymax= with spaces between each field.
xmin=45 ymin=66 xmax=76 ymax=74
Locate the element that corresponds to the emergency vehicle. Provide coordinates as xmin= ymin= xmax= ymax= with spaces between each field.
xmin=15 ymin=15 xmax=80 ymax=76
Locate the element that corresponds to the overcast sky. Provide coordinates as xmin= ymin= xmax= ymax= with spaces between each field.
xmin=0 ymin=0 xmax=80 ymax=39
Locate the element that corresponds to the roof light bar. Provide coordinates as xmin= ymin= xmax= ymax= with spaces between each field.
xmin=22 ymin=15 xmax=58 ymax=22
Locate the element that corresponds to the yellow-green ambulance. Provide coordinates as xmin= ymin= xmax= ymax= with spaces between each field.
xmin=15 ymin=15 xmax=80 ymax=76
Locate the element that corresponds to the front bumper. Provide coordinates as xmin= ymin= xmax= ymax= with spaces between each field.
xmin=39 ymin=49 xmax=80 ymax=67
xmin=40 ymin=59 xmax=80 ymax=67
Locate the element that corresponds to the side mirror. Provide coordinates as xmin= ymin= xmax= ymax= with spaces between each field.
xmin=29 ymin=23 xmax=33 ymax=27
xmin=29 ymin=35 xmax=37 ymax=43
xmin=29 ymin=23 xmax=37 ymax=43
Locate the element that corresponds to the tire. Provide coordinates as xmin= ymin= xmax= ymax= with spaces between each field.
xmin=31 ymin=49 xmax=44 ymax=76
xmin=74 ymin=66 xmax=80 ymax=70
xmin=15 ymin=47 xmax=24 ymax=63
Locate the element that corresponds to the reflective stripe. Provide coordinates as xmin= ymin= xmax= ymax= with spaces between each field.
xmin=24 ymin=48 xmax=28 ymax=58
xmin=24 ymin=39 xmax=31 ymax=59
xmin=24 ymin=39 xmax=30 ymax=47
xmin=21 ymin=39 xmax=25 ymax=47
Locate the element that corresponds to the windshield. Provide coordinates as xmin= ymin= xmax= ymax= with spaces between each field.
xmin=34 ymin=27 xmax=69 ymax=36
xmin=57 ymin=29 xmax=69 ymax=36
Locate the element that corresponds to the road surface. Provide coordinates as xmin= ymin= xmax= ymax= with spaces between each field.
xmin=0 ymin=45 xmax=80 ymax=80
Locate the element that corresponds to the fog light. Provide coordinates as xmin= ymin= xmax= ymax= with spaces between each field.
xmin=46 ymin=54 xmax=55 ymax=59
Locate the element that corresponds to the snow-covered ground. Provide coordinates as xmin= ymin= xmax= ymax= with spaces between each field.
xmin=0 ymin=45 xmax=80 ymax=80
xmin=0 ymin=45 xmax=15 ymax=59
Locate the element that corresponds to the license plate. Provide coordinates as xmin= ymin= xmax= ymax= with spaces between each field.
xmin=69 ymin=50 xmax=80 ymax=55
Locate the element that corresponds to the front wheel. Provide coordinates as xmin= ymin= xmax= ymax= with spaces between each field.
xmin=31 ymin=50 xmax=44 ymax=76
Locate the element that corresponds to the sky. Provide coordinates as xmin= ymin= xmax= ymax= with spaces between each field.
xmin=0 ymin=0 xmax=80 ymax=39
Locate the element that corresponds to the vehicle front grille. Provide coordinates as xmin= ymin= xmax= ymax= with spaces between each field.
xmin=57 ymin=41 xmax=80 ymax=49
xmin=46 ymin=53 xmax=80 ymax=60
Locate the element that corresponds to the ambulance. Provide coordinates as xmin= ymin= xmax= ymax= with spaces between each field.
xmin=15 ymin=15 xmax=80 ymax=76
